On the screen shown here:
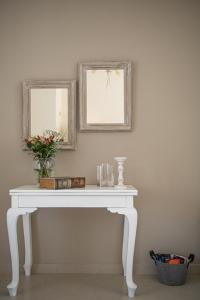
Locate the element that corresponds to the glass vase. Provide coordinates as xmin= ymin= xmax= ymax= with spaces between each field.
xmin=34 ymin=158 xmax=55 ymax=183
xmin=97 ymin=163 xmax=114 ymax=187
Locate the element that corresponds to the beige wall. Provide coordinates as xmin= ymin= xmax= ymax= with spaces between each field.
xmin=0 ymin=0 xmax=200 ymax=274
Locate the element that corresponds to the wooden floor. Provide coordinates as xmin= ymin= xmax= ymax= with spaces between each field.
xmin=0 ymin=274 xmax=199 ymax=300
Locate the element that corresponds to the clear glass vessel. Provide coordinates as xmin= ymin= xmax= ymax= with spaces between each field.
xmin=97 ymin=163 xmax=114 ymax=187
xmin=34 ymin=158 xmax=55 ymax=183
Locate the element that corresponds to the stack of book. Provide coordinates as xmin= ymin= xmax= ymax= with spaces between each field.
xmin=40 ymin=177 xmax=85 ymax=189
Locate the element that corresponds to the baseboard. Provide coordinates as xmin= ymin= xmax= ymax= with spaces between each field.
xmin=0 ymin=263 xmax=122 ymax=275
xmin=32 ymin=263 xmax=122 ymax=274
xmin=1 ymin=263 xmax=200 ymax=275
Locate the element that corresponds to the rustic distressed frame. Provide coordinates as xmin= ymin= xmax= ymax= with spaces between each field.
xmin=79 ymin=61 xmax=132 ymax=131
xmin=23 ymin=80 xmax=76 ymax=150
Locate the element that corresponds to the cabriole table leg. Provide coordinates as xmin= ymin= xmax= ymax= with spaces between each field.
xmin=122 ymin=215 xmax=128 ymax=277
xmin=107 ymin=207 xmax=138 ymax=298
xmin=7 ymin=208 xmax=37 ymax=296
xmin=23 ymin=213 xmax=33 ymax=276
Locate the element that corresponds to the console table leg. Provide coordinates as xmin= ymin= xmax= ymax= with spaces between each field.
xmin=122 ymin=215 xmax=128 ymax=277
xmin=7 ymin=208 xmax=37 ymax=297
xmin=7 ymin=209 xmax=20 ymax=297
xmin=107 ymin=207 xmax=138 ymax=298
xmin=23 ymin=213 xmax=32 ymax=276
xmin=125 ymin=208 xmax=137 ymax=298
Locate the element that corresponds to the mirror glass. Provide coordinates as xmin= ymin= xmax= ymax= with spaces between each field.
xmin=86 ymin=69 xmax=124 ymax=124
xmin=30 ymin=88 xmax=68 ymax=142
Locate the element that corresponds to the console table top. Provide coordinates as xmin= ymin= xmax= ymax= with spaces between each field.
xmin=10 ymin=185 xmax=138 ymax=196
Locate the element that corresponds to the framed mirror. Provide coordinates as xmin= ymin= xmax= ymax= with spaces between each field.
xmin=79 ymin=61 xmax=132 ymax=131
xmin=23 ymin=80 xmax=76 ymax=150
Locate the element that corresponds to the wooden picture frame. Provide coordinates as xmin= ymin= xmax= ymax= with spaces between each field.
xmin=23 ymin=80 xmax=76 ymax=150
xmin=79 ymin=61 xmax=132 ymax=131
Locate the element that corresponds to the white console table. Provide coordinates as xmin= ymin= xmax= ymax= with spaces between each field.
xmin=7 ymin=185 xmax=138 ymax=297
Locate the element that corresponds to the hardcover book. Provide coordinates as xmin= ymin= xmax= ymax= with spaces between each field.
xmin=40 ymin=177 xmax=86 ymax=189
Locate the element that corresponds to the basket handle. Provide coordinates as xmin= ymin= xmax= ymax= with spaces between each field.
xmin=149 ymin=250 xmax=157 ymax=263
xmin=187 ymin=254 xmax=195 ymax=267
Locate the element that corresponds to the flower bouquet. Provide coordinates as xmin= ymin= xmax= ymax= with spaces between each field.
xmin=25 ymin=130 xmax=63 ymax=181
